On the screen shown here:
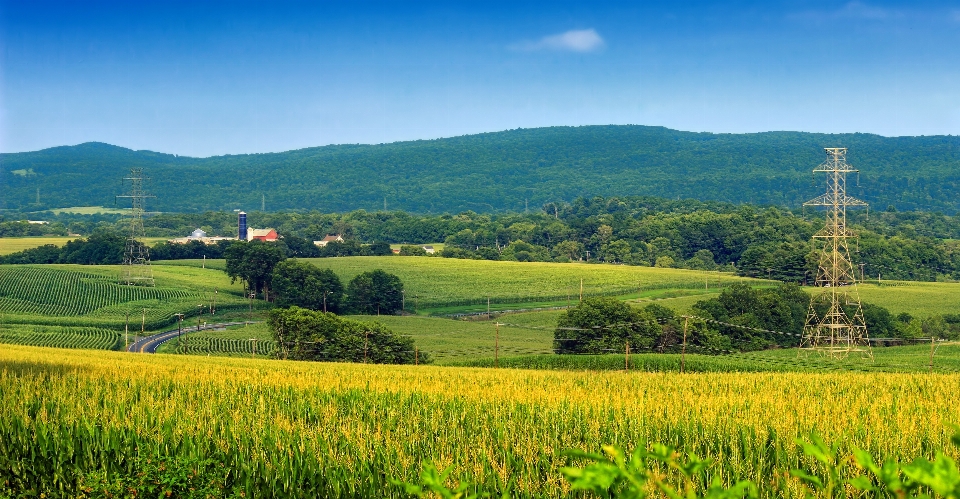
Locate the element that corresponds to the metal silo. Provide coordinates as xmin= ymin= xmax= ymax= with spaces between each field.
xmin=238 ymin=211 xmax=247 ymax=240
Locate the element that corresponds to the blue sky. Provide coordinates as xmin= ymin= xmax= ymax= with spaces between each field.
xmin=2 ymin=0 xmax=959 ymax=156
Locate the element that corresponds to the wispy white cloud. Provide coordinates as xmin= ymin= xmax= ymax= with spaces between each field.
xmin=510 ymin=29 xmax=605 ymax=53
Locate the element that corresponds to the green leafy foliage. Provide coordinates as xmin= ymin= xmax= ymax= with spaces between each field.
xmin=268 ymin=306 xmax=423 ymax=364
xmin=224 ymin=240 xmax=286 ymax=297
xmin=77 ymin=455 xmax=238 ymax=498
xmin=272 ymin=259 xmax=345 ymax=312
xmin=346 ymin=269 xmax=404 ymax=315
xmin=554 ymin=298 xmax=662 ymax=354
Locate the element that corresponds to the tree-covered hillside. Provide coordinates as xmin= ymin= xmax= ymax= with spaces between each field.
xmin=1 ymin=126 xmax=958 ymax=213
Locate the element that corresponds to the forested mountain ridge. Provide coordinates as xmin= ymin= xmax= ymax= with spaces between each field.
xmin=1 ymin=126 xmax=958 ymax=213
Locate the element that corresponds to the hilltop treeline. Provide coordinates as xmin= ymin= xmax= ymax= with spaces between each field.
xmin=2 ymin=126 xmax=960 ymax=213
xmin=8 ymin=196 xmax=960 ymax=282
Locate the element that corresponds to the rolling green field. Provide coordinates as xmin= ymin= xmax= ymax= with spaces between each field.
xmin=157 ymin=257 xmax=759 ymax=313
xmin=0 ymin=264 xmax=263 ymax=350
xmin=0 ymin=237 xmax=78 ymax=255
xmin=0 ymin=236 xmax=169 ymax=255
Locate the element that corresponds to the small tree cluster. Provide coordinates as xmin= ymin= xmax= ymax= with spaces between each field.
xmin=269 ymin=306 xmax=425 ymax=364
xmin=271 ymin=260 xmax=405 ymax=315
xmin=554 ymin=298 xmax=661 ymax=354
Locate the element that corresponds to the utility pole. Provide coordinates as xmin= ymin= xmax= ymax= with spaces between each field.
xmin=859 ymin=263 xmax=866 ymax=284
xmin=579 ymin=279 xmax=583 ymax=302
xmin=364 ymin=331 xmax=369 ymax=364
xmin=251 ymin=338 xmax=257 ymax=359
xmin=415 ymin=347 xmax=419 ymax=366
xmin=799 ymin=148 xmax=872 ymax=360
xmin=495 ymin=322 xmax=500 ymax=368
xmin=125 ymin=312 xmax=129 ymax=351
xmin=930 ymin=335 xmax=936 ymax=374
xmin=175 ymin=313 xmax=184 ymax=350
xmin=681 ymin=317 xmax=689 ymax=374
xmin=625 ymin=340 xmax=630 ymax=371
xmin=212 ymin=289 xmax=217 ymax=314
xmin=487 ymin=297 xmax=491 ymax=319
xmin=140 ymin=308 xmax=146 ymax=338
xmin=262 ymin=193 xmax=265 ymax=212
xmin=323 ymin=291 xmax=328 ymax=313
xmin=197 ymin=305 xmax=203 ymax=332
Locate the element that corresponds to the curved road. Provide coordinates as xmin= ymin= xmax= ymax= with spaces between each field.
xmin=127 ymin=322 xmax=256 ymax=353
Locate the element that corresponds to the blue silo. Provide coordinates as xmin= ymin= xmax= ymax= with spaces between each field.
xmin=238 ymin=211 xmax=247 ymax=240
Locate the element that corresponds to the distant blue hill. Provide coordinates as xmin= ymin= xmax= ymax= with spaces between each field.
xmin=1 ymin=126 xmax=958 ymax=213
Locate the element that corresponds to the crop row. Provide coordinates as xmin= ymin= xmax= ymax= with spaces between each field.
xmin=175 ymin=337 xmax=278 ymax=357
xmin=1 ymin=346 xmax=959 ymax=498
xmin=0 ymin=266 xmax=189 ymax=317
xmin=0 ymin=325 xmax=122 ymax=351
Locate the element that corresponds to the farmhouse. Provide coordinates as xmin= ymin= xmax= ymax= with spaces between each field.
xmin=314 ymin=234 xmax=344 ymax=247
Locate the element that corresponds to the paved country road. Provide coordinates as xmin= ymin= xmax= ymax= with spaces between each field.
xmin=127 ymin=322 xmax=257 ymax=353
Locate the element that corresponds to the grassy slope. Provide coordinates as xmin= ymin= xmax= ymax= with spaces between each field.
xmin=0 ymin=236 xmax=169 ymax=255
xmin=157 ymin=257 xmax=960 ymax=317
xmin=0 ymin=237 xmax=78 ymax=255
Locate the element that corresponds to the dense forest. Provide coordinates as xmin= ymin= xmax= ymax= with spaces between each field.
xmin=6 ymin=196 xmax=960 ymax=283
xmin=1 ymin=126 xmax=959 ymax=213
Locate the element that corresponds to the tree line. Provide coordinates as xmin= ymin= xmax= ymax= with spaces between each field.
xmin=4 ymin=195 xmax=960 ymax=282
xmin=557 ymin=284 xmax=960 ymax=354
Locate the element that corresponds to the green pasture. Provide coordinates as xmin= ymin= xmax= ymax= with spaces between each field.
xmin=0 ymin=237 xmax=78 ymax=255
xmin=855 ymin=281 xmax=960 ymax=317
xmin=0 ymin=236 xmax=170 ymax=255
xmin=156 ymin=256 xmax=960 ymax=318
xmin=157 ymin=256 xmax=749 ymax=311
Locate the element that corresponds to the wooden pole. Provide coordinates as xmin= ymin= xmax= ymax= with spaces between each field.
xmin=495 ymin=322 xmax=500 ymax=368
xmin=930 ymin=335 xmax=935 ymax=374
xmin=681 ymin=317 xmax=689 ymax=374
xmin=625 ymin=340 xmax=630 ymax=371
xmin=415 ymin=347 xmax=418 ymax=366
xmin=141 ymin=308 xmax=146 ymax=338
xmin=125 ymin=313 xmax=129 ymax=351
xmin=579 ymin=279 xmax=583 ymax=302
xmin=364 ymin=331 xmax=369 ymax=364
xmin=487 ymin=297 xmax=491 ymax=319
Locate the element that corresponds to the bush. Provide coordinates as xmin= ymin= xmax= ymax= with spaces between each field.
xmin=269 ymin=306 xmax=425 ymax=364
xmin=554 ymin=298 xmax=661 ymax=354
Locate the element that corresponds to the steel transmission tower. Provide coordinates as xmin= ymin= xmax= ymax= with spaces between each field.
xmin=117 ymin=168 xmax=155 ymax=286
xmin=799 ymin=148 xmax=871 ymax=359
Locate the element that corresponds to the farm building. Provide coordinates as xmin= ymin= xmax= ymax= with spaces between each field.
xmin=314 ymin=234 xmax=344 ymax=247
xmin=422 ymin=245 xmax=435 ymax=254
xmin=248 ymin=228 xmax=279 ymax=242
xmin=168 ymin=228 xmax=235 ymax=245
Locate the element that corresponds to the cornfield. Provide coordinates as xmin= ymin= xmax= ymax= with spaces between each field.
xmin=1 ymin=344 xmax=957 ymax=498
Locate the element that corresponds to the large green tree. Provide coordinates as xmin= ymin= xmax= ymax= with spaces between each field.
xmin=272 ymin=259 xmax=344 ymax=313
xmin=224 ymin=240 xmax=286 ymax=299
xmin=554 ymin=297 xmax=661 ymax=354
xmin=269 ymin=306 xmax=424 ymax=364
xmin=346 ymin=269 xmax=404 ymax=315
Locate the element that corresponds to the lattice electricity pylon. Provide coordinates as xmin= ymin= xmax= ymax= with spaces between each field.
xmin=117 ymin=168 xmax=155 ymax=286
xmin=799 ymin=148 xmax=872 ymax=359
